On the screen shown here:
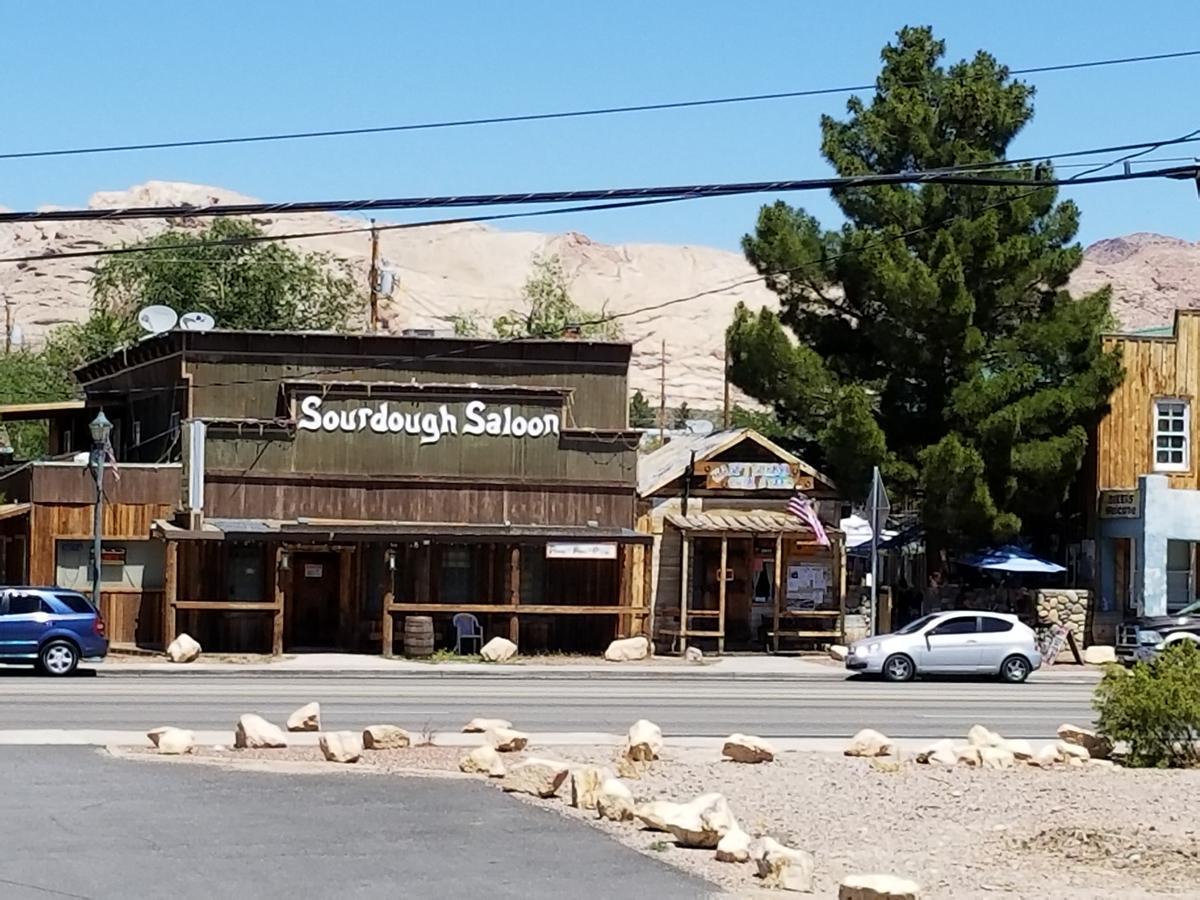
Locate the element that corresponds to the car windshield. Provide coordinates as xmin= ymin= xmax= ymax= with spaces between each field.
xmin=895 ymin=614 xmax=938 ymax=635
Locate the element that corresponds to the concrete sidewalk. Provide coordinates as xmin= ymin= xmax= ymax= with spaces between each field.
xmin=94 ymin=652 xmax=1102 ymax=681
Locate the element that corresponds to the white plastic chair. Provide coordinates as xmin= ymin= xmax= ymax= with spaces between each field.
xmin=453 ymin=612 xmax=484 ymax=654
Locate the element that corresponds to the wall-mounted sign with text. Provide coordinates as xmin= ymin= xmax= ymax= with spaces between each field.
xmin=697 ymin=461 xmax=813 ymax=491
xmin=1098 ymin=489 xmax=1140 ymax=519
xmin=298 ymin=396 xmax=561 ymax=446
xmin=545 ymin=542 xmax=618 ymax=560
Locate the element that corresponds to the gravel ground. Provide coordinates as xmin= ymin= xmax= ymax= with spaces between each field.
xmin=121 ymin=742 xmax=1200 ymax=898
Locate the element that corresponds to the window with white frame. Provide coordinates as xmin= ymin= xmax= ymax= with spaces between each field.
xmin=1154 ymin=399 xmax=1190 ymax=472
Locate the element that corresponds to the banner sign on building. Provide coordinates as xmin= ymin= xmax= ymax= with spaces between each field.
xmin=1099 ymin=490 xmax=1140 ymax=519
xmin=298 ymin=396 xmax=561 ymax=446
xmin=698 ymin=461 xmax=813 ymax=491
xmin=545 ymin=542 xmax=618 ymax=560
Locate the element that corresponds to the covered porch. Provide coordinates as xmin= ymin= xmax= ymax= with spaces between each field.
xmin=153 ymin=518 xmax=653 ymax=656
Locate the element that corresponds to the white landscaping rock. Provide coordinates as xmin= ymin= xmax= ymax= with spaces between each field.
xmin=752 ymin=836 xmax=815 ymax=893
xmin=459 ymin=744 xmax=506 ymax=777
xmin=463 ymin=717 xmax=512 ymax=734
xmin=914 ymin=740 xmax=957 ymax=767
xmin=1029 ymin=744 xmax=1064 ymax=768
xmin=662 ymin=793 xmax=739 ymax=849
xmin=480 ymin=636 xmax=518 ymax=663
xmin=1084 ymin=645 xmax=1117 ymax=665
xmin=148 ymin=726 xmax=193 ymax=755
xmin=845 ymin=729 xmax=894 ymax=758
xmin=488 ymin=727 xmax=529 ymax=752
xmin=165 ymin=633 xmax=201 ymax=664
xmin=362 ymin=725 xmax=411 ymax=750
xmin=1056 ymin=740 xmax=1091 ymax=765
xmin=604 ymin=636 xmax=650 ymax=662
xmin=716 ymin=827 xmax=752 ymax=863
xmin=1057 ymin=724 xmax=1113 ymax=760
xmin=828 ymin=644 xmax=849 ymax=662
xmin=286 ymin=702 xmax=321 ymax=732
xmin=635 ymin=800 xmax=680 ymax=832
xmin=234 ymin=714 xmax=287 ymax=749
xmin=1003 ymin=739 xmax=1034 ymax=761
xmin=501 ymin=758 xmax=570 ymax=798
xmin=722 ymin=733 xmax=777 ymax=764
xmin=684 ymin=646 xmax=704 ymax=663
xmin=319 ymin=731 xmax=363 ymax=764
xmin=979 ymin=746 xmax=1016 ymax=770
xmin=967 ymin=724 xmax=1006 ymax=748
xmin=569 ymin=766 xmax=613 ymax=810
xmin=624 ymin=719 xmax=663 ymax=762
xmin=839 ymin=873 xmax=922 ymax=899
xmin=955 ymin=746 xmax=982 ymax=768
xmin=597 ymin=778 xmax=635 ymax=822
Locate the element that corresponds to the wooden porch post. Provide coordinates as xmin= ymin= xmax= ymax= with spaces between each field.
xmin=772 ymin=533 xmax=783 ymax=653
xmin=717 ymin=535 xmax=728 ymax=655
xmin=617 ymin=543 xmax=632 ymax=639
xmin=679 ymin=533 xmax=691 ymax=656
xmin=507 ymin=545 xmax=521 ymax=645
xmin=272 ymin=544 xmax=286 ymax=656
xmin=641 ymin=540 xmax=654 ymax=640
xmin=162 ymin=539 xmax=178 ymax=650
xmin=381 ymin=545 xmax=395 ymax=658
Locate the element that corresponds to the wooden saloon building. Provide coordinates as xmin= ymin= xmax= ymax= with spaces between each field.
xmin=0 ymin=330 xmax=651 ymax=655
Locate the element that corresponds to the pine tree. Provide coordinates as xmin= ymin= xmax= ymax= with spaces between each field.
xmin=727 ymin=26 xmax=1122 ymax=549
xmin=628 ymin=390 xmax=656 ymax=428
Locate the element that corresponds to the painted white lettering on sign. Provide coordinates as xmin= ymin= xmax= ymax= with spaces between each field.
xmin=545 ymin=542 xmax=618 ymax=560
xmin=297 ymin=396 xmax=560 ymax=445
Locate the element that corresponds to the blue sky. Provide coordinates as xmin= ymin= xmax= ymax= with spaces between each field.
xmin=2 ymin=1 xmax=1197 ymax=251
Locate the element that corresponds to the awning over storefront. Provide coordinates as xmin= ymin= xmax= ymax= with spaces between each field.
xmin=666 ymin=510 xmax=834 ymax=536
xmin=0 ymin=502 xmax=31 ymax=521
xmin=153 ymin=517 xmax=652 ymax=545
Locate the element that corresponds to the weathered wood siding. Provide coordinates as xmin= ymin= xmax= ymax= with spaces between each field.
xmin=1098 ymin=312 xmax=1200 ymax=490
xmin=204 ymin=475 xmax=637 ymax=528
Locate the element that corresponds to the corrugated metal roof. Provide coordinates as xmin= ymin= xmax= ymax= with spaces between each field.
xmin=666 ymin=510 xmax=818 ymax=534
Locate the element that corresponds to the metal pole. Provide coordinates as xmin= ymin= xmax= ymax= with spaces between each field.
xmin=91 ymin=444 xmax=105 ymax=610
xmin=367 ymin=219 xmax=380 ymax=332
xmin=869 ymin=465 xmax=880 ymax=635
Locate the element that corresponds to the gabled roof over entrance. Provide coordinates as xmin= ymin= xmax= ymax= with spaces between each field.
xmin=637 ymin=427 xmax=836 ymax=498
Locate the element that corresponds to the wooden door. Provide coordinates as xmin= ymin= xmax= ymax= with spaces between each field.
xmin=287 ymin=552 xmax=340 ymax=648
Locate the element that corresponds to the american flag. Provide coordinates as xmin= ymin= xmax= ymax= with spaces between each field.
xmin=104 ymin=442 xmax=121 ymax=482
xmin=786 ymin=492 xmax=828 ymax=546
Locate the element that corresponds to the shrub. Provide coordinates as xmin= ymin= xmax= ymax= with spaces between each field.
xmin=1093 ymin=641 xmax=1200 ymax=768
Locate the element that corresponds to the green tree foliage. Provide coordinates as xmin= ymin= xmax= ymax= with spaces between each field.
xmin=628 ymin=390 xmax=657 ymax=428
xmin=1094 ymin=642 xmax=1200 ymax=768
xmin=453 ymin=254 xmax=622 ymax=340
xmin=727 ymin=26 xmax=1121 ymax=542
xmin=0 ymin=349 xmax=75 ymax=458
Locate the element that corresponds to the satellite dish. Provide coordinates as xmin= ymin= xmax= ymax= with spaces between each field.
xmin=137 ymin=305 xmax=179 ymax=335
xmin=179 ymin=311 xmax=216 ymax=332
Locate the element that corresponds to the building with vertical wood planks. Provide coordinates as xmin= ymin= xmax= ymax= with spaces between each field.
xmin=1090 ymin=310 xmax=1200 ymax=627
xmin=0 ymin=330 xmax=651 ymax=655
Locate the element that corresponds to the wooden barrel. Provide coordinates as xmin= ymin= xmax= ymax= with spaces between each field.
xmin=403 ymin=616 xmax=435 ymax=658
xmin=843 ymin=614 xmax=869 ymax=644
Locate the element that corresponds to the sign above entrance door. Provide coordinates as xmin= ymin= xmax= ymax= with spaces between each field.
xmin=697 ymin=461 xmax=813 ymax=491
xmin=1099 ymin=489 xmax=1141 ymax=519
xmin=297 ymin=396 xmax=561 ymax=446
xmin=545 ymin=542 xmax=618 ymax=560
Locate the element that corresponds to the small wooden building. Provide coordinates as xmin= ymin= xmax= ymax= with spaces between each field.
xmin=0 ymin=330 xmax=651 ymax=656
xmin=637 ymin=428 xmax=845 ymax=654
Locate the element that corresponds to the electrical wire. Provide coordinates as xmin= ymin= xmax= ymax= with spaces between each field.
xmin=2 ymin=49 xmax=1197 ymax=161
xmin=0 ymin=159 xmax=1195 ymax=227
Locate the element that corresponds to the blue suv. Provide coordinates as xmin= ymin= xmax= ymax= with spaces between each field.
xmin=0 ymin=587 xmax=109 ymax=675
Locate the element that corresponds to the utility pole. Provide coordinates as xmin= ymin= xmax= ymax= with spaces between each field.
xmin=722 ymin=330 xmax=731 ymax=429
xmin=659 ymin=339 xmax=667 ymax=440
xmin=367 ymin=219 xmax=380 ymax=332
xmin=3 ymin=295 xmax=11 ymax=354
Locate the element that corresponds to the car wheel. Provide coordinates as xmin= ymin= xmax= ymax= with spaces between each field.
xmin=882 ymin=653 xmax=915 ymax=682
xmin=1000 ymin=654 xmax=1031 ymax=684
xmin=38 ymin=641 xmax=79 ymax=677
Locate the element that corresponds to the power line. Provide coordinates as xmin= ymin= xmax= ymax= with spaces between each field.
xmin=2 ymin=49 xmax=1197 ymax=162
xmin=0 ymin=159 xmax=1195 ymax=228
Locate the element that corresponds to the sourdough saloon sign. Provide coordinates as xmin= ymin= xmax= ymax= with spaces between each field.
xmin=297 ymin=396 xmax=562 ymax=446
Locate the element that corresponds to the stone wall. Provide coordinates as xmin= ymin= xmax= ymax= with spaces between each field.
xmin=1036 ymin=590 xmax=1091 ymax=656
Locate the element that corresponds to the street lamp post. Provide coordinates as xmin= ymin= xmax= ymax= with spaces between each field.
xmin=88 ymin=411 xmax=113 ymax=611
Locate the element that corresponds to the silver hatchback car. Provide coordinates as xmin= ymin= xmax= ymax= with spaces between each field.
xmin=845 ymin=610 xmax=1043 ymax=683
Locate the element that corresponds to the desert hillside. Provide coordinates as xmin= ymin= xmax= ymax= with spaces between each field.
xmin=2 ymin=182 xmax=1198 ymax=405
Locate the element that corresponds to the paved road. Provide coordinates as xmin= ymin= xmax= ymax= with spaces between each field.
xmin=0 ymin=672 xmax=1096 ymax=738
xmin=0 ymin=747 xmax=709 ymax=900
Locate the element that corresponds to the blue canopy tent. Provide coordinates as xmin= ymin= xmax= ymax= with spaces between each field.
xmin=957 ymin=545 xmax=1065 ymax=575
